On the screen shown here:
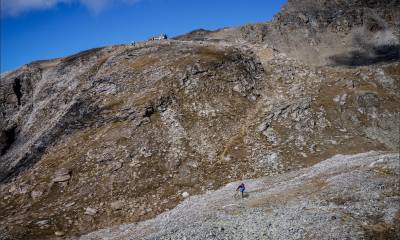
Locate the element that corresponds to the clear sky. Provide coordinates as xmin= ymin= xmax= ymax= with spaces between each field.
xmin=1 ymin=0 xmax=286 ymax=73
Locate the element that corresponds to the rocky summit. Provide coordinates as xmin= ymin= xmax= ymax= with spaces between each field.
xmin=0 ymin=0 xmax=399 ymax=239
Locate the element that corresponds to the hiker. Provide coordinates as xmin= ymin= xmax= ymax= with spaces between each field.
xmin=236 ymin=182 xmax=246 ymax=198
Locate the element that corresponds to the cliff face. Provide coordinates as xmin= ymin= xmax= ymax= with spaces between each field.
xmin=176 ymin=1 xmax=400 ymax=65
xmin=0 ymin=1 xmax=399 ymax=239
xmin=246 ymin=0 xmax=400 ymax=65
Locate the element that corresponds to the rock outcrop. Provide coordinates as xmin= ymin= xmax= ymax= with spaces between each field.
xmin=177 ymin=0 xmax=400 ymax=66
xmin=244 ymin=0 xmax=400 ymax=65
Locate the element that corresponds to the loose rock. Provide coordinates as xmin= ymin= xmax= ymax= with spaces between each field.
xmin=84 ymin=207 xmax=97 ymax=216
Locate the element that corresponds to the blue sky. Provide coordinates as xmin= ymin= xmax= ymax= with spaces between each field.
xmin=1 ymin=0 xmax=286 ymax=73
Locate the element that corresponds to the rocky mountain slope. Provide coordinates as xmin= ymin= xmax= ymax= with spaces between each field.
xmin=1 ymin=0 xmax=399 ymax=239
xmin=247 ymin=0 xmax=400 ymax=66
xmin=80 ymin=151 xmax=400 ymax=240
xmin=178 ymin=0 xmax=400 ymax=66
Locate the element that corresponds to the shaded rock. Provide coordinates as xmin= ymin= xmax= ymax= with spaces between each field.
xmin=357 ymin=92 xmax=380 ymax=113
xmin=111 ymin=162 xmax=123 ymax=172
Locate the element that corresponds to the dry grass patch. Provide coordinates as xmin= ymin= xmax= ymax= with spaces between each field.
xmin=129 ymin=56 xmax=159 ymax=69
xmin=248 ymin=178 xmax=328 ymax=208
xmin=362 ymin=210 xmax=400 ymax=240
xmin=373 ymin=167 xmax=398 ymax=177
xmin=384 ymin=64 xmax=400 ymax=76
xmin=196 ymin=47 xmax=228 ymax=61
xmin=257 ymin=48 xmax=274 ymax=67
xmin=328 ymin=195 xmax=357 ymax=205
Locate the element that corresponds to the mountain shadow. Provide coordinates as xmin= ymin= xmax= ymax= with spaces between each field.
xmin=329 ymin=44 xmax=400 ymax=67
